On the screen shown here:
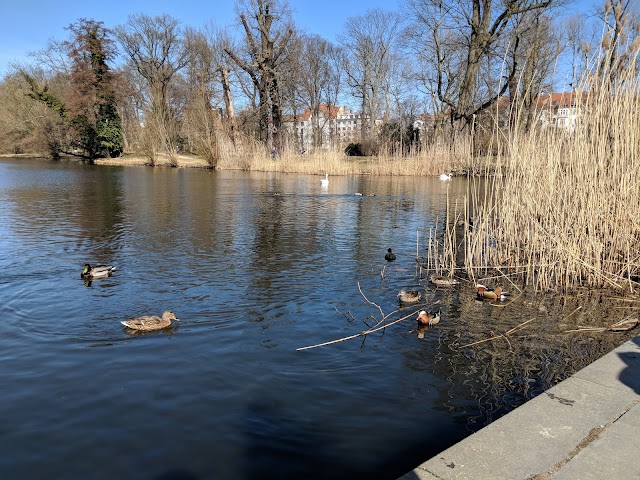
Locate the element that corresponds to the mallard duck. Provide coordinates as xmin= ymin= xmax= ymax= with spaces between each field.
xmin=385 ymin=248 xmax=397 ymax=261
xmin=429 ymin=274 xmax=459 ymax=286
xmin=417 ymin=309 xmax=442 ymax=326
xmin=321 ymin=173 xmax=329 ymax=186
xmin=121 ymin=310 xmax=179 ymax=332
xmin=475 ymin=284 xmax=509 ymax=301
xmin=81 ymin=264 xmax=116 ymax=279
xmin=398 ymin=289 xmax=423 ymax=304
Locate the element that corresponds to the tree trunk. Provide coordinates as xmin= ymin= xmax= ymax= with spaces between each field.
xmin=220 ymin=65 xmax=238 ymax=146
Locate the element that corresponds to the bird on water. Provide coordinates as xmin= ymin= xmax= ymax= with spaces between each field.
xmin=81 ymin=264 xmax=116 ymax=279
xmin=121 ymin=311 xmax=179 ymax=332
xmin=416 ymin=309 xmax=442 ymax=326
xmin=397 ymin=289 xmax=423 ymax=304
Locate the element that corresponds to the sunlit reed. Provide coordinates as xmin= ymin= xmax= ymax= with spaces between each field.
xmin=460 ymin=45 xmax=640 ymax=292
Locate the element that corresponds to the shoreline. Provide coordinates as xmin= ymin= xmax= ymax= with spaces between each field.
xmin=1 ymin=152 xmax=470 ymax=176
xmin=95 ymin=153 xmax=212 ymax=168
xmin=0 ymin=153 xmax=213 ymax=169
xmin=400 ymin=334 xmax=640 ymax=480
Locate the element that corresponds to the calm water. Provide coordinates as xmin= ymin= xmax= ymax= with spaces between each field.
xmin=0 ymin=158 xmax=632 ymax=479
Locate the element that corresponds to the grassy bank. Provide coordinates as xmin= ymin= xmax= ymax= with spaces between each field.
xmin=92 ymin=144 xmax=472 ymax=176
xmin=215 ymin=138 xmax=473 ymax=176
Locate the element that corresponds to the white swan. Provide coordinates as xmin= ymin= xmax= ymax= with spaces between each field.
xmin=439 ymin=173 xmax=452 ymax=181
xmin=320 ymin=173 xmax=329 ymax=187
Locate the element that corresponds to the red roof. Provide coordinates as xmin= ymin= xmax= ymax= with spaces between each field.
xmin=294 ymin=103 xmax=342 ymax=121
xmin=536 ymin=91 xmax=587 ymax=108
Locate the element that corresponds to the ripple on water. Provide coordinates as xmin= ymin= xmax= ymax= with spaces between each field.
xmin=2 ymin=162 xmax=636 ymax=480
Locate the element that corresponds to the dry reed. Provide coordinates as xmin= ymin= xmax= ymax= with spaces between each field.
xmin=214 ymin=133 xmax=468 ymax=177
xmin=459 ymin=44 xmax=640 ymax=292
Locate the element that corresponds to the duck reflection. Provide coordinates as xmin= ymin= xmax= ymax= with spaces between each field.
xmin=123 ymin=324 xmax=180 ymax=336
xmin=416 ymin=323 xmax=430 ymax=339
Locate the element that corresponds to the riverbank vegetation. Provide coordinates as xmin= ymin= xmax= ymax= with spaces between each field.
xmin=1 ymin=1 xmax=634 ymax=167
xmin=438 ymin=15 xmax=640 ymax=292
xmin=0 ymin=0 xmax=639 ymax=292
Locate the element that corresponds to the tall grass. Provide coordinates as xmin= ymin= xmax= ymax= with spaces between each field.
xmin=214 ymin=133 xmax=470 ymax=176
xmin=462 ymin=48 xmax=640 ymax=292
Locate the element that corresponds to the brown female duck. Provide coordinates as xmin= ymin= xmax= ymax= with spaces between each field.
xmin=121 ymin=310 xmax=179 ymax=332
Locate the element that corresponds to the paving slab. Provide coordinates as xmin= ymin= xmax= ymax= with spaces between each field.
xmin=572 ymin=338 xmax=640 ymax=393
xmin=400 ymin=336 xmax=640 ymax=480
xmin=552 ymin=402 xmax=640 ymax=480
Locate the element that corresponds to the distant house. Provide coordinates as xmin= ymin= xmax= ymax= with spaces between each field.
xmin=414 ymin=92 xmax=587 ymax=133
xmin=412 ymin=114 xmax=436 ymax=133
xmin=283 ymin=103 xmax=373 ymax=150
xmin=535 ymin=91 xmax=586 ymax=131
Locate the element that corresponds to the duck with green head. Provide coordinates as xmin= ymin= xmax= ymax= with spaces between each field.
xmin=81 ymin=264 xmax=116 ymax=279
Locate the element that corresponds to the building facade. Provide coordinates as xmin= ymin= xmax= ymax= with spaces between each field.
xmin=536 ymin=91 xmax=585 ymax=131
xmin=284 ymin=103 xmax=368 ymax=151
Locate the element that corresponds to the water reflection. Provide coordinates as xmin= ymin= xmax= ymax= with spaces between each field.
xmin=0 ymin=157 xmax=636 ymax=480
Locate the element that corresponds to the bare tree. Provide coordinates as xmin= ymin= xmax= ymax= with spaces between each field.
xmin=182 ymin=27 xmax=221 ymax=165
xmin=115 ymin=14 xmax=189 ymax=163
xmin=564 ymin=14 xmax=590 ymax=87
xmin=225 ymin=0 xmax=294 ymax=152
xmin=340 ymin=9 xmax=403 ymax=142
xmin=405 ymin=0 xmax=463 ymax=140
xmin=291 ymin=34 xmax=343 ymax=150
xmin=212 ymin=30 xmax=241 ymax=147
xmin=194 ymin=23 xmax=242 ymax=147
xmin=0 ymin=69 xmax=68 ymax=156
xmin=405 ymin=0 xmax=556 ymax=133
xmin=504 ymin=13 xmax=561 ymax=130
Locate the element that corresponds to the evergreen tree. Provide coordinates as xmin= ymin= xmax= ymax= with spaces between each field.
xmin=64 ymin=19 xmax=123 ymax=159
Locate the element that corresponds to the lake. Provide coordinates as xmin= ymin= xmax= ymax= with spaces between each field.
xmin=0 ymin=157 xmax=632 ymax=479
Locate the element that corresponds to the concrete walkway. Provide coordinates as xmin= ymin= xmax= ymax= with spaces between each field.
xmin=400 ymin=334 xmax=640 ymax=480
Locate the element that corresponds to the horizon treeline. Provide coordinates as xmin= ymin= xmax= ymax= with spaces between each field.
xmin=0 ymin=0 xmax=638 ymax=164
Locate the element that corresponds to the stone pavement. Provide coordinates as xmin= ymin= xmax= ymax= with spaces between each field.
xmin=399 ymin=334 xmax=640 ymax=480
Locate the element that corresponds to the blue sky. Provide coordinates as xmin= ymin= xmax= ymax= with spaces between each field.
xmin=0 ymin=0 xmax=400 ymax=76
xmin=1 ymin=0 xmax=600 ymax=77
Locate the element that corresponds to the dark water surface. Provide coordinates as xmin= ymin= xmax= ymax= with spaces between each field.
xmin=0 ymin=157 xmax=634 ymax=479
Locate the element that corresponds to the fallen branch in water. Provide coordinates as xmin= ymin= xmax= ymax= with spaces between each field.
xmin=297 ymin=309 xmax=421 ymax=351
xmin=458 ymin=318 xmax=537 ymax=349
xmin=562 ymin=306 xmax=582 ymax=320
xmin=564 ymin=317 xmax=638 ymax=333
xmin=358 ymin=281 xmax=385 ymax=324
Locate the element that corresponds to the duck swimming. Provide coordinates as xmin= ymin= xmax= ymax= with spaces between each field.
xmin=121 ymin=310 xmax=179 ymax=332
xmin=81 ymin=264 xmax=116 ymax=279
xmin=398 ymin=289 xmax=423 ymax=304
xmin=417 ymin=309 xmax=442 ymax=326
xmin=385 ymin=248 xmax=397 ymax=261
xmin=475 ymin=284 xmax=509 ymax=301
xmin=429 ymin=274 xmax=459 ymax=286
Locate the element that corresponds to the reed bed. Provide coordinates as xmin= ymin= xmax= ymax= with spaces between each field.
xmin=215 ymin=134 xmax=469 ymax=177
xmin=461 ymin=53 xmax=640 ymax=292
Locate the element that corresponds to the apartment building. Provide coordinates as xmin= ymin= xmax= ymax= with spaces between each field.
xmin=536 ymin=91 xmax=586 ymax=131
xmin=284 ymin=103 xmax=367 ymax=150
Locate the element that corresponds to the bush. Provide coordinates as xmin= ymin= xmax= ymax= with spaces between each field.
xmin=344 ymin=143 xmax=364 ymax=156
